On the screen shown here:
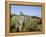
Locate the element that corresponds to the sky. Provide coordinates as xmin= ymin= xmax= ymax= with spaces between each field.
xmin=11 ymin=5 xmax=42 ymax=17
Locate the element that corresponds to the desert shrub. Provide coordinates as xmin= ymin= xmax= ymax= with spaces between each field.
xmin=10 ymin=16 xmax=17 ymax=32
xmin=37 ymin=24 xmax=42 ymax=31
xmin=11 ymin=16 xmax=17 ymax=26
xmin=10 ymin=15 xmax=42 ymax=32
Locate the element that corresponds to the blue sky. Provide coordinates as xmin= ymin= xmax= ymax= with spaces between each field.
xmin=11 ymin=5 xmax=41 ymax=17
